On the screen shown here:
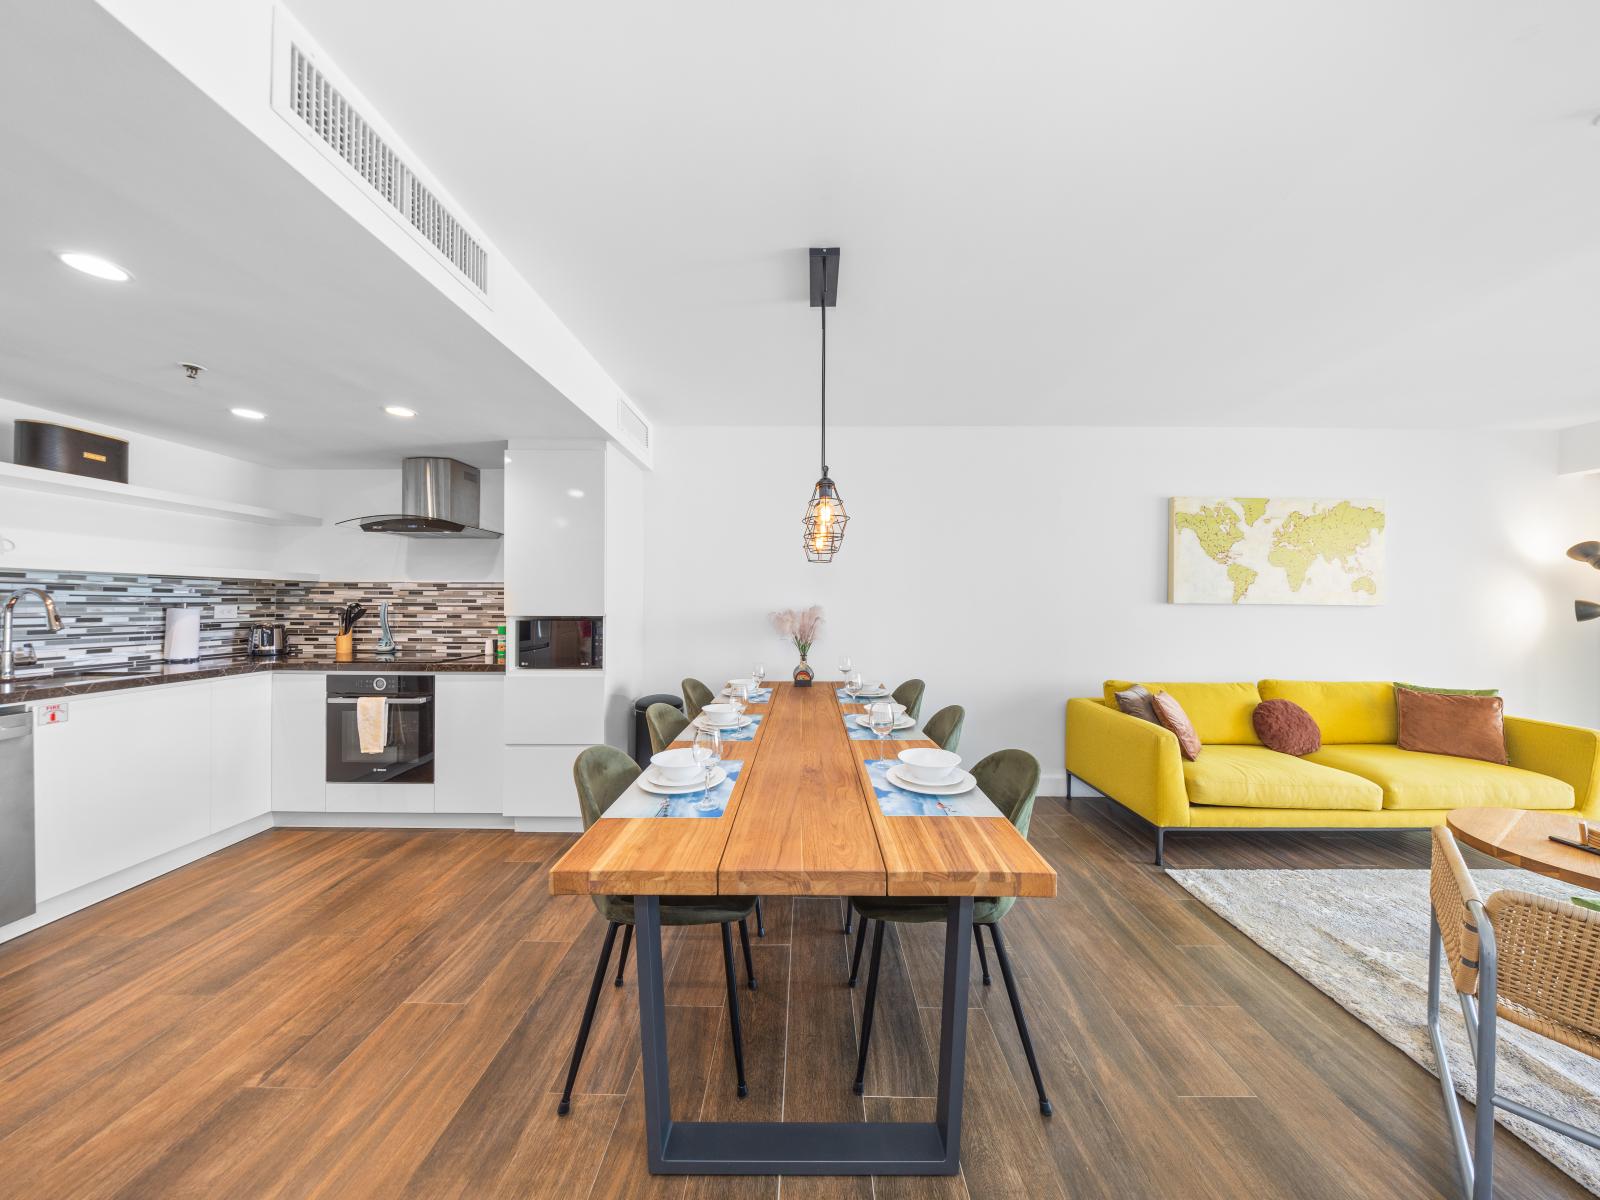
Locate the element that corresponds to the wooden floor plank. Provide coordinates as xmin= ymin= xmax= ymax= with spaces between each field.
xmin=0 ymin=820 xmax=1584 ymax=1199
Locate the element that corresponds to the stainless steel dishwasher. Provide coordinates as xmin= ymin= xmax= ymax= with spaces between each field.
xmin=0 ymin=707 xmax=35 ymax=925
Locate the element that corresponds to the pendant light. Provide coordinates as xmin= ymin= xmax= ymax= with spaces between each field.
xmin=803 ymin=247 xmax=849 ymax=562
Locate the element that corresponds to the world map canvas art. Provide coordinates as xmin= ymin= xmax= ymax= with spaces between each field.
xmin=1168 ymin=497 xmax=1386 ymax=605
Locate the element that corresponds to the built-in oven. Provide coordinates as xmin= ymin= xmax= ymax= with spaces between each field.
xmin=516 ymin=617 xmax=603 ymax=669
xmin=325 ymin=674 xmax=434 ymax=783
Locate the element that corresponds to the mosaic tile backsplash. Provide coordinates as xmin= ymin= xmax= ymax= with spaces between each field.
xmin=0 ymin=569 xmax=504 ymax=675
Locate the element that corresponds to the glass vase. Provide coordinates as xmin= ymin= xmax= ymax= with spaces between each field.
xmin=792 ymin=651 xmax=814 ymax=687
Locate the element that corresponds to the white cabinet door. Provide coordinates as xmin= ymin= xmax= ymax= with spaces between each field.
xmin=33 ymin=683 xmax=212 ymax=901
xmin=502 ymin=744 xmax=585 ymax=818
xmin=210 ymin=674 xmax=272 ymax=831
xmin=434 ymin=676 xmax=505 ymax=813
xmin=503 ymin=442 xmax=605 ymax=616
xmin=271 ymin=673 xmax=327 ymax=811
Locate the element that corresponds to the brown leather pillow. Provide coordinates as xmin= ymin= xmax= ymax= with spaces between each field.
xmin=1252 ymin=699 xmax=1321 ymax=756
xmin=1395 ymin=687 xmax=1507 ymax=764
xmin=1150 ymin=690 xmax=1202 ymax=761
xmin=1114 ymin=684 xmax=1162 ymax=726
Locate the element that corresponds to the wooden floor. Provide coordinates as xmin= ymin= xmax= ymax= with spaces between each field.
xmin=0 ymin=799 xmax=1584 ymax=1199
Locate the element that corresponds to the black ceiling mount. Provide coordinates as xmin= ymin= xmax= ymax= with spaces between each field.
xmin=809 ymin=247 xmax=839 ymax=308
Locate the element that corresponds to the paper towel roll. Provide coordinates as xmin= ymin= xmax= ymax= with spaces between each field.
xmin=163 ymin=607 xmax=200 ymax=663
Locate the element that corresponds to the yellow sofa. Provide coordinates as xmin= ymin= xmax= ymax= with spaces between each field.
xmin=1065 ymin=680 xmax=1600 ymax=865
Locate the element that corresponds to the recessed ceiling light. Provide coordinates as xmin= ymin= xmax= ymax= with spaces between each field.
xmin=383 ymin=405 xmax=417 ymax=418
xmin=230 ymin=407 xmax=266 ymax=421
xmin=566 ymin=488 xmax=586 ymax=499
xmin=58 ymin=252 xmax=131 ymax=282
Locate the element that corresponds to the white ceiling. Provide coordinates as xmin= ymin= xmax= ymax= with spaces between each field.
xmin=283 ymin=0 xmax=1600 ymax=430
xmin=0 ymin=3 xmax=600 ymax=468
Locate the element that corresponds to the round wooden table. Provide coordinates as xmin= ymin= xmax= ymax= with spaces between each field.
xmin=1447 ymin=808 xmax=1600 ymax=892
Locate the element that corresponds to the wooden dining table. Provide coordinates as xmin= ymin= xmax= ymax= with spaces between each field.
xmin=550 ymin=680 xmax=1056 ymax=1176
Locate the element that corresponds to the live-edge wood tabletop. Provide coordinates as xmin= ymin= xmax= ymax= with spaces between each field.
xmin=550 ymin=681 xmax=1057 ymax=899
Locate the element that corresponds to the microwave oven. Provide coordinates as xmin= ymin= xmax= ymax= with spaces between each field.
xmin=516 ymin=617 xmax=603 ymax=669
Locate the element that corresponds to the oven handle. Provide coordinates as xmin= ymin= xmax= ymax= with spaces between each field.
xmin=326 ymin=697 xmax=431 ymax=706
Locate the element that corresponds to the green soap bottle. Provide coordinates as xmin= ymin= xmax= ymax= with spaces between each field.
xmin=496 ymin=625 xmax=507 ymax=662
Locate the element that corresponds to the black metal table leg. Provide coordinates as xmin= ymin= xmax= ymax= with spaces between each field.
xmin=632 ymin=894 xmax=974 ymax=1175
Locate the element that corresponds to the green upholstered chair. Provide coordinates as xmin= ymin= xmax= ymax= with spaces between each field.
xmin=923 ymin=704 xmax=965 ymax=752
xmin=558 ymin=745 xmax=757 ymax=1115
xmin=681 ymin=677 xmax=715 ymax=722
xmin=846 ymin=747 xmax=1052 ymax=1115
xmin=645 ymin=702 xmax=689 ymax=756
xmin=892 ymin=678 xmax=926 ymax=720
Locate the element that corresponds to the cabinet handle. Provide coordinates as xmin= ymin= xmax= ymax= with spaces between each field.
xmin=325 ymin=697 xmax=430 ymax=706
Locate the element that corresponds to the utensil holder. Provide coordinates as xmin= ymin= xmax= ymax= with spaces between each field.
xmin=335 ymin=633 xmax=354 ymax=662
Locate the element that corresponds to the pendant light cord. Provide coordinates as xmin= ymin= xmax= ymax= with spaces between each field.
xmin=820 ymin=293 xmax=828 ymax=477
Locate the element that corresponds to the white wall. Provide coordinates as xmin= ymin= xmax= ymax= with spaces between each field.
xmin=0 ymin=395 xmax=503 ymax=582
xmin=0 ymin=395 xmax=291 ymax=577
xmin=641 ymin=425 xmax=1600 ymax=784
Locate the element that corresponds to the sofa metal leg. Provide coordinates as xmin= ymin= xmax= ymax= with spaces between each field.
xmin=1063 ymin=772 xmax=1072 ymax=800
xmin=1155 ymin=827 xmax=1166 ymax=868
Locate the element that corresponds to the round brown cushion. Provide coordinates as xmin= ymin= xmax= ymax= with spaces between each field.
xmin=1253 ymin=699 xmax=1321 ymax=756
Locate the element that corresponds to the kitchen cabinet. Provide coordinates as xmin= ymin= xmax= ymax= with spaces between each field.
xmin=33 ymin=682 xmax=212 ymax=900
xmin=209 ymin=674 xmax=272 ymax=830
xmin=503 ymin=441 xmax=605 ymax=617
xmin=271 ymin=672 xmax=326 ymax=811
xmin=502 ymin=744 xmax=584 ymax=820
xmin=434 ymin=675 xmax=505 ymax=813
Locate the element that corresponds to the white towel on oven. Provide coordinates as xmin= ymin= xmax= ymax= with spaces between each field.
xmin=355 ymin=695 xmax=388 ymax=754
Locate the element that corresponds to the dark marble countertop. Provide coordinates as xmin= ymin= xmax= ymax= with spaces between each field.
xmin=0 ymin=653 xmax=505 ymax=704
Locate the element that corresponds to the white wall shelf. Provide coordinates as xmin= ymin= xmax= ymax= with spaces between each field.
xmin=0 ymin=461 xmax=323 ymax=527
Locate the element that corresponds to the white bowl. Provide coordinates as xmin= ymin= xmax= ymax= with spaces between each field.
xmin=726 ymin=677 xmax=758 ymax=694
xmin=700 ymin=703 xmax=742 ymax=727
xmin=651 ymin=747 xmax=701 ymax=784
xmin=898 ymin=747 xmax=961 ymax=784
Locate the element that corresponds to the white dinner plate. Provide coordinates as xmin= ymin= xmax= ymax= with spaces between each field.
xmin=886 ymin=765 xmax=976 ymax=796
xmin=854 ymin=714 xmax=917 ymax=731
xmin=638 ymin=765 xmax=728 ymax=795
xmin=851 ymin=686 xmax=892 ymax=698
xmin=696 ymin=714 xmax=754 ymax=732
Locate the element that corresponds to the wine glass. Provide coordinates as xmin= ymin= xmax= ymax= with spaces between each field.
xmin=868 ymin=701 xmax=896 ymax=741
xmin=727 ymin=680 xmax=748 ymax=720
xmin=692 ymin=727 xmax=722 ymax=811
xmin=844 ymin=671 xmax=863 ymax=702
xmin=838 ymin=654 xmax=853 ymax=679
xmin=751 ymin=664 xmax=766 ymax=692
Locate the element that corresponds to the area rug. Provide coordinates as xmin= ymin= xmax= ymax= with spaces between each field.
xmin=1167 ymin=867 xmax=1600 ymax=1196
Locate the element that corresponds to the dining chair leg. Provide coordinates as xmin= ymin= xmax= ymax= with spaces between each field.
xmin=614 ymin=923 xmax=633 ymax=987
xmin=558 ymin=921 xmax=620 ymax=1115
xmin=720 ymin=923 xmax=749 ymax=1098
xmin=987 ymin=922 xmax=1052 ymax=1115
xmin=852 ymin=921 xmax=886 ymax=1095
xmin=739 ymin=917 xmax=758 ymax=989
xmin=848 ymin=912 xmax=868 ymax=987
xmin=842 ymin=898 xmax=853 ymax=935
xmin=755 ymin=896 xmax=766 ymax=937
xmin=973 ymin=924 xmax=992 ymax=986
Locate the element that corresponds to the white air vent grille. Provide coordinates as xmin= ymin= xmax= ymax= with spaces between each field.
xmin=273 ymin=15 xmax=489 ymax=299
xmin=617 ymin=397 xmax=650 ymax=449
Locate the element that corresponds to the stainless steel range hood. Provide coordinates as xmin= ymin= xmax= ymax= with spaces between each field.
xmin=339 ymin=457 xmax=502 ymax=539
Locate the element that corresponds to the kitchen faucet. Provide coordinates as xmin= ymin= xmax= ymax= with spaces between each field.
xmin=1 ymin=587 xmax=64 ymax=682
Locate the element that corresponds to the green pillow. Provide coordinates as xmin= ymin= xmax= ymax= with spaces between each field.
xmin=1395 ymin=682 xmax=1499 ymax=697
xmin=1572 ymin=896 xmax=1600 ymax=914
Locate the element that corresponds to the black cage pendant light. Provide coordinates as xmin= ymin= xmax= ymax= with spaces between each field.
xmin=803 ymin=247 xmax=849 ymax=562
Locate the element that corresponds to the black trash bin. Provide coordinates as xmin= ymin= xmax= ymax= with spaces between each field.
xmin=632 ymin=693 xmax=684 ymax=768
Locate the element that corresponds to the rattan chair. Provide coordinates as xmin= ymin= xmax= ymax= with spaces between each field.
xmin=681 ymin=677 xmax=715 ymax=722
xmin=557 ymin=745 xmax=756 ymax=1116
xmin=1428 ymin=826 xmax=1600 ymax=1199
xmin=923 ymin=704 xmax=965 ymax=751
xmin=645 ymin=702 xmax=689 ymax=756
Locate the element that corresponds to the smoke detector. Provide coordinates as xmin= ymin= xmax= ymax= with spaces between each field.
xmin=179 ymin=362 xmax=206 ymax=382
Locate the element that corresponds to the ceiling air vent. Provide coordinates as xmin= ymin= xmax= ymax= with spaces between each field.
xmin=271 ymin=8 xmax=489 ymax=301
xmin=617 ymin=397 xmax=651 ymax=449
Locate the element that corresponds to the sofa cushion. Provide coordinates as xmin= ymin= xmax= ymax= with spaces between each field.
xmin=1183 ymin=746 xmax=1382 ymax=812
xmin=1395 ymin=688 xmax=1507 ymax=764
xmin=1257 ymin=680 xmax=1397 ymax=744
xmin=1114 ymin=684 xmax=1162 ymax=726
xmin=1253 ymin=699 xmax=1322 ymax=756
xmin=1151 ymin=691 xmax=1202 ymax=761
xmin=1102 ymin=681 xmax=1262 ymax=744
xmin=1305 ymin=744 xmax=1574 ymax=811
